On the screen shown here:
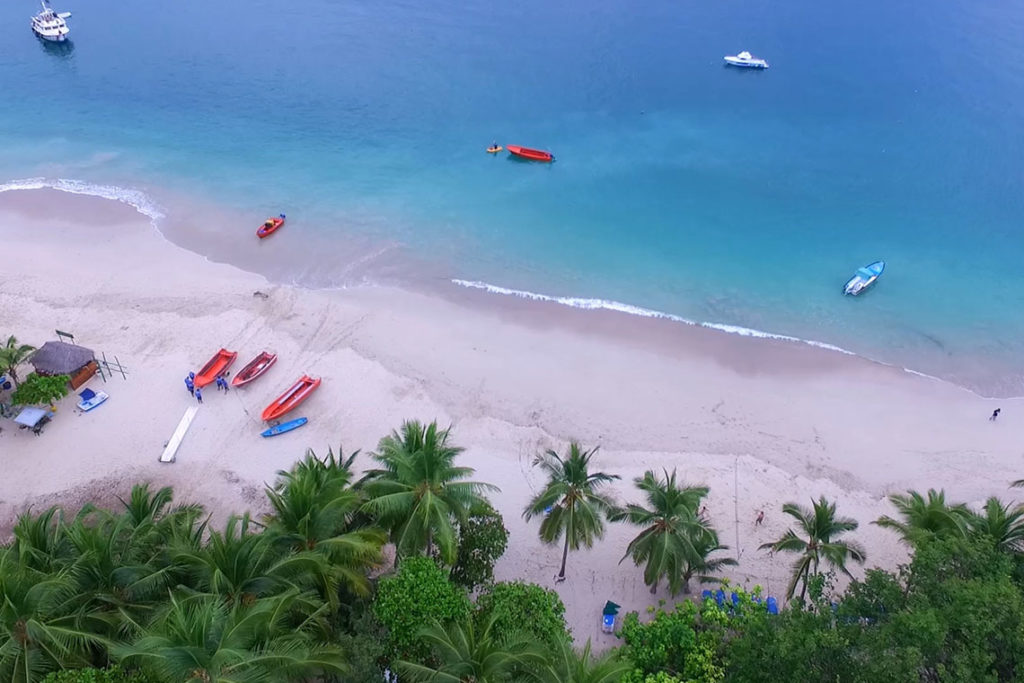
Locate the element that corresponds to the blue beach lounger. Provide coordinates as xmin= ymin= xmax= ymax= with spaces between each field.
xmin=601 ymin=600 xmax=620 ymax=633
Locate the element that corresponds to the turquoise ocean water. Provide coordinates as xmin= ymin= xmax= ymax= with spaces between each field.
xmin=1 ymin=0 xmax=1022 ymax=395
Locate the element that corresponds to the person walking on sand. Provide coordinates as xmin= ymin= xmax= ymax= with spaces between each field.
xmin=195 ymin=387 xmax=203 ymax=404
xmin=755 ymin=509 xmax=764 ymax=526
xmin=184 ymin=375 xmax=194 ymax=396
xmin=991 ymin=408 xmax=1001 ymax=421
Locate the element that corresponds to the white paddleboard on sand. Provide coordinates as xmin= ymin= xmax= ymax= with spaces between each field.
xmin=160 ymin=405 xmax=199 ymax=463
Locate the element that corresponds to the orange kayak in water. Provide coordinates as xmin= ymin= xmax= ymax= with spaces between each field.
xmin=257 ymin=214 xmax=286 ymax=239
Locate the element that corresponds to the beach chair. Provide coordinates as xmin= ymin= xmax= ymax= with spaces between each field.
xmin=32 ymin=415 xmax=51 ymax=436
xmin=601 ymin=600 xmax=620 ymax=633
xmin=715 ymin=589 xmax=726 ymax=607
xmin=731 ymin=592 xmax=740 ymax=608
xmin=79 ymin=388 xmax=96 ymax=402
xmin=701 ymin=589 xmax=713 ymax=601
xmin=766 ymin=596 xmax=779 ymax=615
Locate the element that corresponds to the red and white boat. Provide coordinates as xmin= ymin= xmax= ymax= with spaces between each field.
xmin=195 ymin=349 xmax=237 ymax=388
xmin=261 ymin=375 xmax=321 ymax=421
xmin=506 ymin=145 xmax=554 ymax=162
xmin=231 ymin=352 xmax=277 ymax=388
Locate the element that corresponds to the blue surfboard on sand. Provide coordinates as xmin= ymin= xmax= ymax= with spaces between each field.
xmin=261 ymin=417 xmax=308 ymax=438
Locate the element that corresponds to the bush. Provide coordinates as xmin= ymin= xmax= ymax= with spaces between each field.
xmin=373 ymin=556 xmax=471 ymax=663
xmin=474 ymin=580 xmax=569 ymax=650
xmin=448 ymin=502 xmax=509 ymax=591
xmin=11 ymin=372 xmax=69 ymax=406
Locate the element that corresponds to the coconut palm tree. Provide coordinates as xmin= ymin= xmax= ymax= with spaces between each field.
xmin=0 ymin=552 xmax=108 ymax=683
xmin=266 ymin=449 xmax=386 ymax=597
xmin=873 ymin=489 xmax=970 ymax=545
xmin=395 ymin=615 xmax=546 ymax=683
xmin=680 ymin=529 xmax=738 ymax=595
xmin=361 ymin=421 xmax=497 ymax=565
xmin=969 ymin=497 xmax=1024 ymax=553
xmin=174 ymin=514 xmax=327 ymax=608
xmin=523 ymin=442 xmax=619 ymax=581
xmin=114 ymin=591 xmax=347 ymax=682
xmin=610 ymin=469 xmax=720 ymax=595
xmin=0 ymin=336 xmax=35 ymax=388
xmin=760 ymin=496 xmax=866 ymax=602
xmin=537 ymin=639 xmax=633 ymax=683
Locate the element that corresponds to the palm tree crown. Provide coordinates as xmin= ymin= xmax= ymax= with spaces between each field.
xmin=0 ymin=336 xmax=35 ymax=387
xmin=969 ymin=497 xmax=1024 ymax=553
xmin=873 ymin=489 xmax=970 ymax=545
xmin=361 ymin=420 xmax=497 ymax=565
xmin=611 ymin=469 xmax=727 ymax=595
xmin=760 ymin=496 xmax=866 ymax=602
xmin=523 ymin=442 xmax=619 ymax=580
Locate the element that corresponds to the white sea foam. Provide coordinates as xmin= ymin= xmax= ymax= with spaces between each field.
xmin=0 ymin=177 xmax=165 ymax=224
xmin=452 ymin=278 xmax=861 ymax=357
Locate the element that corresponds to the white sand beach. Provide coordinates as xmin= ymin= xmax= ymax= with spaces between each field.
xmin=1 ymin=188 xmax=1022 ymax=646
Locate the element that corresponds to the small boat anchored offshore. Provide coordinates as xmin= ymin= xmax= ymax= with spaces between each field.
xmin=843 ymin=261 xmax=885 ymax=296
xmin=724 ymin=51 xmax=768 ymax=69
xmin=506 ymin=145 xmax=554 ymax=162
xmin=257 ymin=214 xmax=285 ymax=239
xmin=32 ymin=0 xmax=71 ymax=42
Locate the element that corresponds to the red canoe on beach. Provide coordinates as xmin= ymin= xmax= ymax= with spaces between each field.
xmin=257 ymin=214 xmax=286 ymax=239
xmin=231 ymin=351 xmax=277 ymax=388
xmin=506 ymin=145 xmax=554 ymax=162
xmin=195 ymin=348 xmax=237 ymax=388
xmin=261 ymin=375 xmax=321 ymax=421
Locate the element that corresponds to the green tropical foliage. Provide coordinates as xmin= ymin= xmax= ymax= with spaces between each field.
xmin=11 ymin=373 xmax=70 ymax=406
xmin=538 ymin=639 xmax=633 ymax=683
xmin=968 ymin=496 xmax=1024 ymax=553
xmin=611 ymin=469 xmax=732 ymax=595
xmin=42 ymin=667 xmax=153 ymax=683
xmin=446 ymin=502 xmax=509 ymax=591
xmin=523 ymin=442 xmax=620 ymax=580
xmin=372 ymin=555 xmax=471 ymax=663
xmin=474 ymin=581 xmax=569 ymax=651
xmin=873 ymin=488 xmax=970 ymax=545
xmin=361 ymin=420 xmax=498 ymax=564
xmin=759 ymin=496 xmax=866 ymax=602
xmin=0 ymin=335 xmax=36 ymax=387
xmin=396 ymin=614 xmax=548 ymax=683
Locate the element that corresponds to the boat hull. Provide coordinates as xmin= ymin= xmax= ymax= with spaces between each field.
xmin=195 ymin=348 xmax=238 ymax=387
xmin=724 ymin=58 xmax=768 ymax=69
xmin=257 ymin=216 xmax=285 ymax=239
xmin=506 ymin=145 xmax=554 ymax=162
xmin=232 ymin=352 xmax=277 ymax=387
xmin=261 ymin=417 xmax=308 ymax=438
xmin=843 ymin=261 xmax=885 ymax=296
xmin=261 ymin=375 xmax=321 ymax=421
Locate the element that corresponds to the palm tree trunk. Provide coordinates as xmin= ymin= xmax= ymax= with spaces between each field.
xmin=558 ymin=534 xmax=569 ymax=579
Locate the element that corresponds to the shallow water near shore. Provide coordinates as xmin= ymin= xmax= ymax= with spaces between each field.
xmin=1 ymin=0 xmax=1022 ymax=395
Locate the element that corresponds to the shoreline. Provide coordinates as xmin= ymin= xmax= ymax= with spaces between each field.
xmin=2 ymin=187 xmax=1023 ymax=646
xmin=1 ymin=178 xmax=1020 ymax=400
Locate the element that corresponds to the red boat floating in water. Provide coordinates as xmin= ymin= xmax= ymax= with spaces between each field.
xmin=231 ymin=351 xmax=277 ymax=388
xmin=506 ymin=145 xmax=554 ymax=162
xmin=257 ymin=214 xmax=286 ymax=239
xmin=261 ymin=375 xmax=321 ymax=421
xmin=195 ymin=348 xmax=237 ymax=388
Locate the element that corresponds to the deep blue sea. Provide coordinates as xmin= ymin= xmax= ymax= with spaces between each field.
xmin=2 ymin=0 xmax=1023 ymax=394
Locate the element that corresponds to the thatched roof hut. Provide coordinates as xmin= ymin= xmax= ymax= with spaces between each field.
xmin=30 ymin=341 xmax=95 ymax=376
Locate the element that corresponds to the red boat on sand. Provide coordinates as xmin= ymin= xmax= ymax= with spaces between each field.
xmin=257 ymin=214 xmax=286 ymax=239
xmin=261 ymin=375 xmax=321 ymax=421
xmin=231 ymin=352 xmax=277 ymax=388
xmin=195 ymin=348 xmax=237 ymax=388
xmin=506 ymin=145 xmax=554 ymax=162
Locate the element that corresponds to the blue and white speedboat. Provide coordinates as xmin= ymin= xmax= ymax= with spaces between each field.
xmin=843 ymin=261 xmax=885 ymax=296
xmin=724 ymin=51 xmax=768 ymax=69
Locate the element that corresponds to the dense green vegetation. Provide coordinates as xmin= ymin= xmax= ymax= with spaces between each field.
xmin=3 ymin=418 xmax=1024 ymax=682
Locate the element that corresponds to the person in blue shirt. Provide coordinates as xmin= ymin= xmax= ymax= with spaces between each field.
xmin=185 ymin=376 xmax=194 ymax=395
xmin=195 ymin=387 xmax=203 ymax=404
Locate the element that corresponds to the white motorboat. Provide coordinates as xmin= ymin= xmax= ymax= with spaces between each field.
xmin=724 ymin=51 xmax=768 ymax=69
xmin=32 ymin=0 xmax=71 ymax=42
xmin=843 ymin=261 xmax=885 ymax=296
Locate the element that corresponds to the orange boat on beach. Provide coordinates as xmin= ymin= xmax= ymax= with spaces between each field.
xmin=195 ymin=348 xmax=237 ymax=388
xmin=506 ymin=145 xmax=554 ymax=162
xmin=231 ymin=351 xmax=277 ymax=388
xmin=261 ymin=375 xmax=321 ymax=421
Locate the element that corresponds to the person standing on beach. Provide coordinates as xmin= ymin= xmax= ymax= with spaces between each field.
xmin=755 ymin=510 xmax=764 ymax=526
xmin=991 ymin=408 xmax=1001 ymax=421
xmin=184 ymin=375 xmax=194 ymax=396
xmin=195 ymin=387 xmax=203 ymax=404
